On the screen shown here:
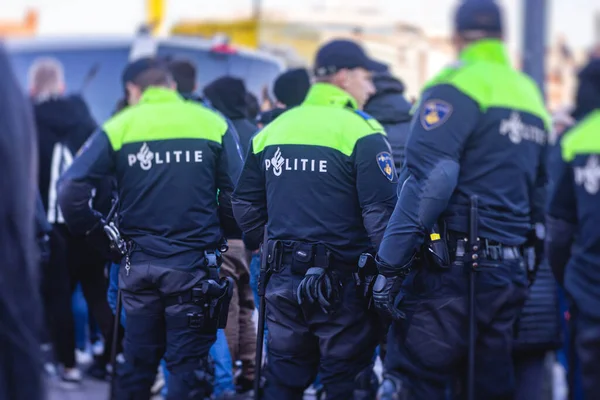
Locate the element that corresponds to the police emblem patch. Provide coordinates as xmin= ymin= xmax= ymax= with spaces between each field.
xmin=376 ymin=152 xmax=396 ymax=182
xmin=420 ymin=99 xmax=453 ymax=130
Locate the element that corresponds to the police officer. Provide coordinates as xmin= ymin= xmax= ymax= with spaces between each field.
xmin=232 ymin=39 xmax=397 ymax=400
xmin=545 ymin=63 xmax=600 ymax=399
xmin=372 ymin=1 xmax=550 ymax=399
xmin=58 ymin=57 xmax=241 ymax=400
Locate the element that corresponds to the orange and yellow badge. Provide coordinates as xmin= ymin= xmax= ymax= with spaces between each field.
xmin=420 ymin=99 xmax=453 ymax=130
xmin=376 ymin=152 xmax=396 ymax=182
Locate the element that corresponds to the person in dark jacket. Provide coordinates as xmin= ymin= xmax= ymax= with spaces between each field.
xmin=273 ymin=67 xmax=311 ymax=109
xmin=363 ymin=72 xmax=412 ymax=171
xmin=571 ymin=58 xmax=600 ymax=121
xmin=256 ymin=68 xmax=311 ymax=128
xmin=0 ymin=44 xmax=44 ymax=400
xmin=29 ymin=56 xmax=118 ymax=382
xmin=203 ymin=75 xmax=258 ymax=394
xmin=204 ymin=76 xmax=258 ymax=157
xmin=245 ymin=91 xmax=260 ymax=121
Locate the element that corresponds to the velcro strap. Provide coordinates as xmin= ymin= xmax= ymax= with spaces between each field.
xmin=164 ymin=290 xmax=202 ymax=308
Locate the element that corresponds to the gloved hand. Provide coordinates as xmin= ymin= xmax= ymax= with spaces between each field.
xmin=297 ymin=267 xmax=342 ymax=314
xmin=372 ymin=255 xmax=413 ymax=321
xmin=372 ymin=274 xmax=407 ymax=321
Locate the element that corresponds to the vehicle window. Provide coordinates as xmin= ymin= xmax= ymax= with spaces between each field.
xmin=157 ymin=44 xmax=282 ymax=98
xmin=7 ymin=46 xmax=130 ymax=123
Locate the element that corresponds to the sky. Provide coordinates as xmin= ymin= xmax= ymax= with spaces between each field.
xmin=1 ymin=0 xmax=598 ymax=51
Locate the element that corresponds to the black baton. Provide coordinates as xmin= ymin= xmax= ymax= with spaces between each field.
xmin=467 ymin=195 xmax=479 ymax=400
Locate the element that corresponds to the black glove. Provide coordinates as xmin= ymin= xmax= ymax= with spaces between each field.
xmin=372 ymin=274 xmax=407 ymax=321
xmin=372 ymin=255 xmax=413 ymax=321
xmin=296 ymin=267 xmax=342 ymax=314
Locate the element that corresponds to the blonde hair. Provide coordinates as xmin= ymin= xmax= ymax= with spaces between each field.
xmin=28 ymin=57 xmax=65 ymax=100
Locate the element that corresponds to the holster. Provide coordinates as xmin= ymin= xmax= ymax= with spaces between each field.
xmin=165 ymin=276 xmax=234 ymax=331
xmin=424 ymin=221 xmax=450 ymax=270
xmin=355 ymin=253 xmax=378 ymax=308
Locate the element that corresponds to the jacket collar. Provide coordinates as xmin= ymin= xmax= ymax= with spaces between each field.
xmin=302 ymin=83 xmax=358 ymax=110
xmin=460 ymin=39 xmax=510 ymax=66
xmin=139 ymin=86 xmax=183 ymax=104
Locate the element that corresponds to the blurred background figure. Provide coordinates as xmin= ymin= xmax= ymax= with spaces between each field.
xmin=363 ymin=71 xmax=412 ymax=171
xmin=273 ymin=67 xmax=311 ymax=109
xmin=256 ymin=68 xmax=311 ymax=128
xmin=204 ymin=76 xmax=258 ymax=155
xmin=30 ymin=56 xmax=117 ymax=384
xmin=204 ymin=75 xmax=259 ymax=396
xmin=167 ymin=58 xmax=203 ymax=102
xmin=0 ymin=43 xmax=44 ymax=400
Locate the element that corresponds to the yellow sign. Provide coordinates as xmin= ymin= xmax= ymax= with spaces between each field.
xmin=146 ymin=0 xmax=164 ymax=34
xmin=171 ymin=18 xmax=260 ymax=49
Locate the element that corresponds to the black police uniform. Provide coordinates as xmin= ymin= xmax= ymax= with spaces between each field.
xmin=232 ymin=40 xmax=397 ymax=400
xmin=373 ymin=2 xmax=550 ymax=399
xmin=58 ymin=58 xmax=242 ymax=400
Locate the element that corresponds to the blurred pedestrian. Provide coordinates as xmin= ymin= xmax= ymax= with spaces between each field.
xmin=256 ymin=68 xmax=311 ymax=128
xmin=30 ymin=56 xmax=118 ymax=382
xmin=204 ymin=76 xmax=258 ymax=156
xmin=0 ymin=43 xmax=44 ymax=400
xmin=364 ymin=71 xmax=412 ymax=171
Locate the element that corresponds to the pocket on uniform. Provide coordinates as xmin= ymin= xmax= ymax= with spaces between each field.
xmin=403 ymin=296 xmax=466 ymax=371
xmin=291 ymin=243 xmax=314 ymax=276
xmin=476 ymin=261 xmax=512 ymax=289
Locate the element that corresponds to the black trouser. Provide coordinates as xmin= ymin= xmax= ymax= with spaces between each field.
xmin=41 ymin=227 xmax=76 ymax=368
xmin=263 ymin=264 xmax=379 ymax=400
xmin=384 ymin=255 xmax=528 ymax=400
xmin=115 ymin=253 xmax=217 ymax=400
xmin=43 ymin=225 xmax=122 ymax=367
xmin=64 ymin=229 xmax=121 ymax=364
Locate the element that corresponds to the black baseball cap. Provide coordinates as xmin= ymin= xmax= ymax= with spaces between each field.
xmin=121 ymin=57 xmax=166 ymax=88
xmin=314 ymin=39 xmax=387 ymax=77
xmin=454 ymin=0 xmax=504 ymax=35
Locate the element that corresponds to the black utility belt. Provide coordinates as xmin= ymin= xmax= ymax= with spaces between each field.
xmin=447 ymin=235 xmax=522 ymax=262
xmin=267 ymin=240 xmax=356 ymax=276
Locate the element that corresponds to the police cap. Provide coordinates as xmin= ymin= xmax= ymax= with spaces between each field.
xmin=454 ymin=0 xmax=504 ymax=36
xmin=314 ymin=39 xmax=387 ymax=78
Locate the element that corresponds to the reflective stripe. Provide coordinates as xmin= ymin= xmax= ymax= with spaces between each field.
xmin=47 ymin=143 xmax=73 ymax=224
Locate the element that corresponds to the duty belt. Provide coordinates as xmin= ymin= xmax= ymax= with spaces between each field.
xmin=267 ymin=240 xmax=356 ymax=275
xmin=448 ymin=232 xmax=522 ymax=262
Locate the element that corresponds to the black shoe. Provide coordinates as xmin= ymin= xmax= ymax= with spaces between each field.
xmin=236 ymin=377 xmax=254 ymax=394
xmin=87 ymin=359 xmax=108 ymax=381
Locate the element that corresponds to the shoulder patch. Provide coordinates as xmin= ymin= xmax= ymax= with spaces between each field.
xmin=376 ymin=152 xmax=396 ymax=182
xmin=420 ymin=99 xmax=453 ymax=130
